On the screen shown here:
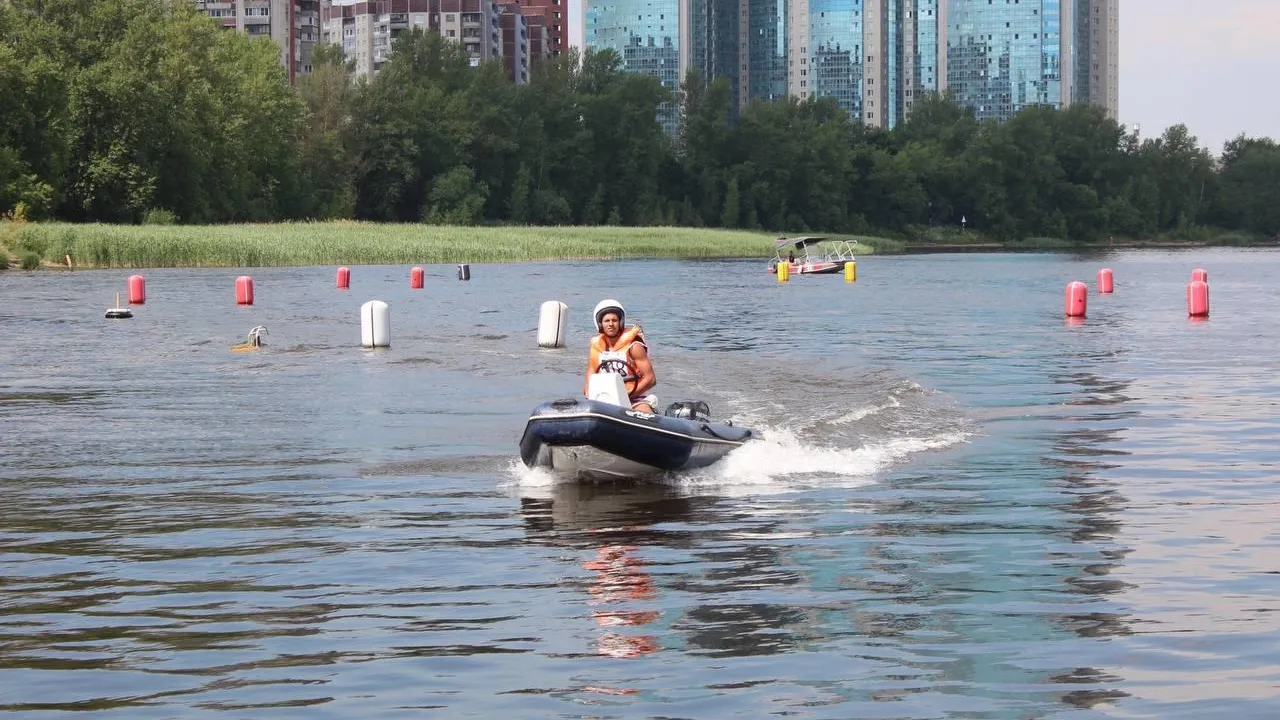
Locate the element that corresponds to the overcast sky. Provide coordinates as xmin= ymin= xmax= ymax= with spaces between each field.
xmin=1121 ymin=0 xmax=1280 ymax=154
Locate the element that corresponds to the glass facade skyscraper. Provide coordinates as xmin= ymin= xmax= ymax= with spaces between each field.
xmin=580 ymin=0 xmax=1117 ymax=131
xmin=805 ymin=0 xmax=865 ymax=116
xmin=746 ymin=0 xmax=789 ymax=103
xmin=586 ymin=0 xmax=683 ymax=92
xmin=943 ymin=0 xmax=1063 ymax=122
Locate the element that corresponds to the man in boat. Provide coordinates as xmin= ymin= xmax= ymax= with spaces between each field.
xmin=583 ymin=299 xmax=657 ymax=413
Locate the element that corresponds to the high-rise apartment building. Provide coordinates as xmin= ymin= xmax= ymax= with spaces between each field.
xmin=319 ymin=0 xmax=545 ymax=82
xmin=585 ymin=0 xmax=683 ymax=94
xmin=582 ymin=0 xmax=1119 ymax=129
xmin=1073 ymin=0 xmax=1119 ymax=115
xmin=499 ymin=2 xmax=532 ymax=83
xmin=510 ymin=0 xmax=568 ymax=57
xmin=195 ymin=0 xmax=322 ymax=85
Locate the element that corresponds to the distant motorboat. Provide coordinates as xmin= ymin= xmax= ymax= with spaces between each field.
xmin=768 ymin=235 xmax=859 ymax=275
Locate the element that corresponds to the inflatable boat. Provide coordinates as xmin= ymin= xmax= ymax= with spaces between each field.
xmin=519 ymin=397 xmax=754 ymax=480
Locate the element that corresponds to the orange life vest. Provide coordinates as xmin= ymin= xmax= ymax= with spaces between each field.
xmin=588 ymin=325 xmax=646 ymax=397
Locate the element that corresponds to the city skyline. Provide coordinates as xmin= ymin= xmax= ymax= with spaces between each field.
xmin=203 ymin=0 xmax=1277 ymax=152
xmin=579 ymin=0 xmax=1117 ymax=129
xmin=569 ymin=0 xmax=1276 ymax=151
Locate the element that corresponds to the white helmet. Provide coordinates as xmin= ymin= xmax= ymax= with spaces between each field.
xmin=593 ymin=299 xmax=625 ymax=330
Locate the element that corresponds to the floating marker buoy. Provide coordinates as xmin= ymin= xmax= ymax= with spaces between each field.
xmin=457 ymin=263 xmax=470 ymax=281
xmin=1098 ymin=268 xmax=1114 ymax=294
xmin=537 ymin=301 xmax=569 ymax=348
xmin=231 ymin=325 xmax=268 ymax=352
xmin=361 ymin=300 xmax=391 ymax=348
xmin=1187 ymin=280 xmax=1209 ymax=317
xmin=777 ymin=262 xmax=789 ymax=283
xmin=127 ymin=274 xmax=146 ymax=304
xmin=844 ymin=261 xmax=856 ymax=283
xmin=1065 ymin=281 xmax=1087 ymax=318
xmin=337 ymin=266 xmax=350 ymax=289
xmin=1191 ymin=268 xmax=1208 ymax=283
xmin=410 ymin=266 xmax=424 ymax=289
xmin=235 ymin=276 xmax=254 ymax=305
xmin=105 ymin=292 xmax=133 ymax=319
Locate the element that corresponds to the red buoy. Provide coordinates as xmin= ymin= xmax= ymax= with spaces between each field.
xmin=1065 ymin=281 xmax=1087 ymax=318
xmin=1187 ymin=280 xmax=1209 ymax=317
xmin=337 ymin=266 xmax=350 ymax=289
xmin=1191 ymin=268 xmax=1208 ymax=283
xmin=127 ymin=274 xmax=146 ymax=304
xmin=410 ymin=266 xmax=424 ymax=289
xmin=235 ymin=275 xmax=255 ymax=305
xmin=1097 ymin=268 xmax=1114 ymax=294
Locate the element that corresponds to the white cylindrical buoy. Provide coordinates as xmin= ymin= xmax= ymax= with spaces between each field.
xmin=457 ymin=263 xmax=471 ymax=281
xmin=537 ymin=301 xmax=569 ymax=348
xmin=361 ymin=300 xmax=391 ymax=348
xmin=1065 ymin=281 xmax=1087 ymax=318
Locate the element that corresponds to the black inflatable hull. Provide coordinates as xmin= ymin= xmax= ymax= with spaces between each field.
xmin=519 ymin=398 xmax=754 ymax=480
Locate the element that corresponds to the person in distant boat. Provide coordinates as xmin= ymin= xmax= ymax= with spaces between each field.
xmin=584 ymin=299 xmax=657 ymax=413
xmin=788 ymin=250 xmax=795 ymax=264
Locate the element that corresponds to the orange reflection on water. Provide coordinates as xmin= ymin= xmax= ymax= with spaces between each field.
xmin=584 ymin=543 xmax=660 ymax=658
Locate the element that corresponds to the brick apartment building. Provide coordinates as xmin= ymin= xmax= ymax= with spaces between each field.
xmin=319 ymin=0 xmax=551 ymax=83
xmin=193 ymin=0 xmax=551 ymax=85
xmin=194 ymin=0 xmax=321 ymax=85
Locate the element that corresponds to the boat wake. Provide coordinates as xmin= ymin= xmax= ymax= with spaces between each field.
xmin=508 ymin=353 xmax=974 ymax=497
xmin=509 ymin=393 xmax=971 ymax=498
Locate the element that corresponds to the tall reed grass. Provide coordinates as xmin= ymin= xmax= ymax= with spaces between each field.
xmin=8 ymin=222 xmax=855 ymax=268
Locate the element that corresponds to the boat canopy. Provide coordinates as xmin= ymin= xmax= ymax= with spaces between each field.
xmin=773 ymin=236 xmax=829 ymax=250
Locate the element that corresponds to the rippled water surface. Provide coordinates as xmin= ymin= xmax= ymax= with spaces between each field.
xmin=2 ymin=250 xmax=1279 ymax=719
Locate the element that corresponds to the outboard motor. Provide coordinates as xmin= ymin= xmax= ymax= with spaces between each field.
xmin=665 ymin=401 xmax=711 ymax=422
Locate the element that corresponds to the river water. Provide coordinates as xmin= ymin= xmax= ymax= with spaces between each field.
xmin=1 ymin=250 xmax=1278 ymax=718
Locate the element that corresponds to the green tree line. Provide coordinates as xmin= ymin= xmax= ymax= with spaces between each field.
xmin=3 ymin=0 xmax=1279 ymax=241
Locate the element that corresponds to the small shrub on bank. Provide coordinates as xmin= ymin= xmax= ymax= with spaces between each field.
xmin=143 ymin=208 xmax=179 ymax=225
xmin=0 ymin=247 xmax=10 ymax=270
xmin=20 ymin=251 xmax=41 ymax=270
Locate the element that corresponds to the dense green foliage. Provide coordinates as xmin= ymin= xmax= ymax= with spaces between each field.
xmin=2 ymin=0 xmax=1278 ymax=242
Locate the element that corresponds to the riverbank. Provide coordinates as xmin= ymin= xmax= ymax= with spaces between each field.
xmin=0 ymin=222 xmax=901 ymax=269
xmin=1 ymin=221 xmax=1272 ymax=270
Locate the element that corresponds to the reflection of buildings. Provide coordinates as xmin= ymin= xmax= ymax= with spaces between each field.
xmin=580 ymin=0 xmax=1120 ymax=128
xmin=1047 ymin=368 xmax=1135 ymax=647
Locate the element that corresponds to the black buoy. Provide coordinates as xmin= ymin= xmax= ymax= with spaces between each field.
xmin=105 ymin=292 xmax=133 ymax=319
xmin=457 ymin=263 xmax=470 ymax=281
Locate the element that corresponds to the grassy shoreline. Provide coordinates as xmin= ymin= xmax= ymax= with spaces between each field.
xmin=1 ymin=222 xmax=1272 ymax=270
xmin=0 ymin=222 xmax=857 ymax=269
